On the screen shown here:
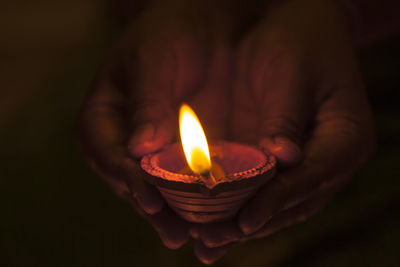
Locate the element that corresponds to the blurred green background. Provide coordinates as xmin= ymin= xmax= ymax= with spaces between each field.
xmin=1 ymin=1 xmax=399 ymax=266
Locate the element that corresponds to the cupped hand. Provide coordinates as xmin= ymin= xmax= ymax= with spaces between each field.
xmin=78 ymin=0 xmax=376 ymax=264
xmin=77 ymin=2 xmax=235 ymax=251
xmin=192 ymin=0 xmax=376 ymax=264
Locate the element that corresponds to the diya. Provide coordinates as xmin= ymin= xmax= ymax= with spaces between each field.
xmin=141 ymin=104 xmax=276 ymax=223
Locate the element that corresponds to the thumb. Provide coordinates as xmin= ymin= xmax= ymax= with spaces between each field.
xmin=234 ymin=34 xmax=308 ymax=166
xmin=128 ymin=105 xmax=175 ymax=158
xmin=259 ymin=136 xmax=302 ymax=167
xmin=127 ymin=30 xmax=207 ymax=158
xmin=125 ymin=104 xmax=174 ymax=214
xmin=126 ymin=33 xmax=178 ymax=158
xmin=255 ymin=58 xmax=306 ymax=167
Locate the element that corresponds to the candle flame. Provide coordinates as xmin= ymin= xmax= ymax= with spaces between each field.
xmin=179 ymin=104 xmax=211 ymax=175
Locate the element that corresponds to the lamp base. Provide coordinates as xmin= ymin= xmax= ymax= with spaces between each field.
xmin=141 ymin=141 xmax=276 ymax=223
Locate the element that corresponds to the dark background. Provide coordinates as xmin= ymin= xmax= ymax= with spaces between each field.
xmin=1 ymin=1 xmax=399 ymax=266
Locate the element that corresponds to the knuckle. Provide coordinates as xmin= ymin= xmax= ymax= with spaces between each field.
xmin=203 ymin=239 xmax=219 ymax=248
xmin=316 ymin=111 xmax=360 ymax=137
xmin=260 ymin=115 xmax=300 ymax=140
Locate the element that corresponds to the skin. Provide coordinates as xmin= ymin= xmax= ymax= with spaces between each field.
xmin=77 ymin=0 xmax=376 ymax=264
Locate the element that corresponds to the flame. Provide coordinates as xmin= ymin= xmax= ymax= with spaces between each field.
xmin=179 ymin=104 xmax=211 ymax=175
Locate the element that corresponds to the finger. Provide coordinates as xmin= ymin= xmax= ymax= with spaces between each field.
xmin=257 ymin=62 xmax=309 ymax=142
xmin=147 ymin=207 xmax=190 ymax=250
xmin=244 ymin=190 xmax=334 ymax=241
xmin=126 ymin=37 xmax=176 ymax=158
xmin=128 ymin=195 xmax=147 ymax=217
xmin=78 ymin=69 xmax=164 ymax=214
xmin=239 ymin=87 xmax=374 ymax=235
xmin=239 ymin=145 xmax=355 ymax=236
xmin=253 ymin=53 xmax=307 ymax=166
xmin=191 ymin=220 xmax=243 ymax=248
xmin=78 ymin=68 xmax=131 ymax=192
xmin=259 ymin=136 xmax=302 ymax=167
xmin=104 ymin=146 xmax=164 ymax=215
xmin=194 ymin=239 xmax=236 ymax=265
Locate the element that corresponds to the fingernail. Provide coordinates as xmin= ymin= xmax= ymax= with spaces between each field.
xmin=129 ymin=124 xmax=158 ymax=158
xmin=132 ymin=123 xmax=156 ymax=144
xmin=260 ymin=136 xmax=302 ymax=167
xmin=190 ymin=228 xmax=199 ymax=239
xmin=274 ymin=136 xmax=298 ymax=147
xmin=238 ymin=221 xmax=256 ymax=236
xmin=159 ymin=232 xmax=185 ymax=250
xmin=201 ymin=258 xmax=216 ymax=265
xmin=135 ymin=192 xmax=164 ymax=215
xmin=204 ymin=237 xmax=239 ymax=248
xmin=239 ymin=215 xmax=272 ymax=236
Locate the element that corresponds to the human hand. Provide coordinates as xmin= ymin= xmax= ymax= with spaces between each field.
xmin=192 ymin=0 xmax=376 ymax=264
xmin=77 ymin=1 xmax=238 ymax=251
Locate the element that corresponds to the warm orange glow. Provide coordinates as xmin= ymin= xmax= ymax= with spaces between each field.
xmin=179 ymin=104 xmax=211 ymax=175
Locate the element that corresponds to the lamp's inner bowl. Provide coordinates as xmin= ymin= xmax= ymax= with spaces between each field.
xmin=154 ymin=141 xmax=267 ymax=179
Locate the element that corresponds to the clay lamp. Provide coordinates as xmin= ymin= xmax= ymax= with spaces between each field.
xmin=141 ymin=104 xmax=276 ymax=223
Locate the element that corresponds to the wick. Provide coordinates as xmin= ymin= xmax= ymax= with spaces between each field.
xmin=199 ymin=169 xmax=217 ymax=189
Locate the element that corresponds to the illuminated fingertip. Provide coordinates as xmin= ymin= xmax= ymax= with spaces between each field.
xmin=200 ymin=258 xmax=216 ymax=265
xmin=131 ymin=124 xmax=156 ymax=144
xmin=128 ymin=124 xmax=158 ymax=158
xmin=238 ymin=222 xmax=255 ymax=236
xmin=136 ymin=195 xmax=164 ymax=215
xmin=190 ymin=228 xmax=199 ymax=239
xmin=159 ymin=233 xmax=186 ymax=250
xmin=260 ymin=136 xmax=302 ymax=167
xmin=238 ymin=215 xmax=262 ymax=236
xmin=143 ymin=203 xmax=163 ymax=215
